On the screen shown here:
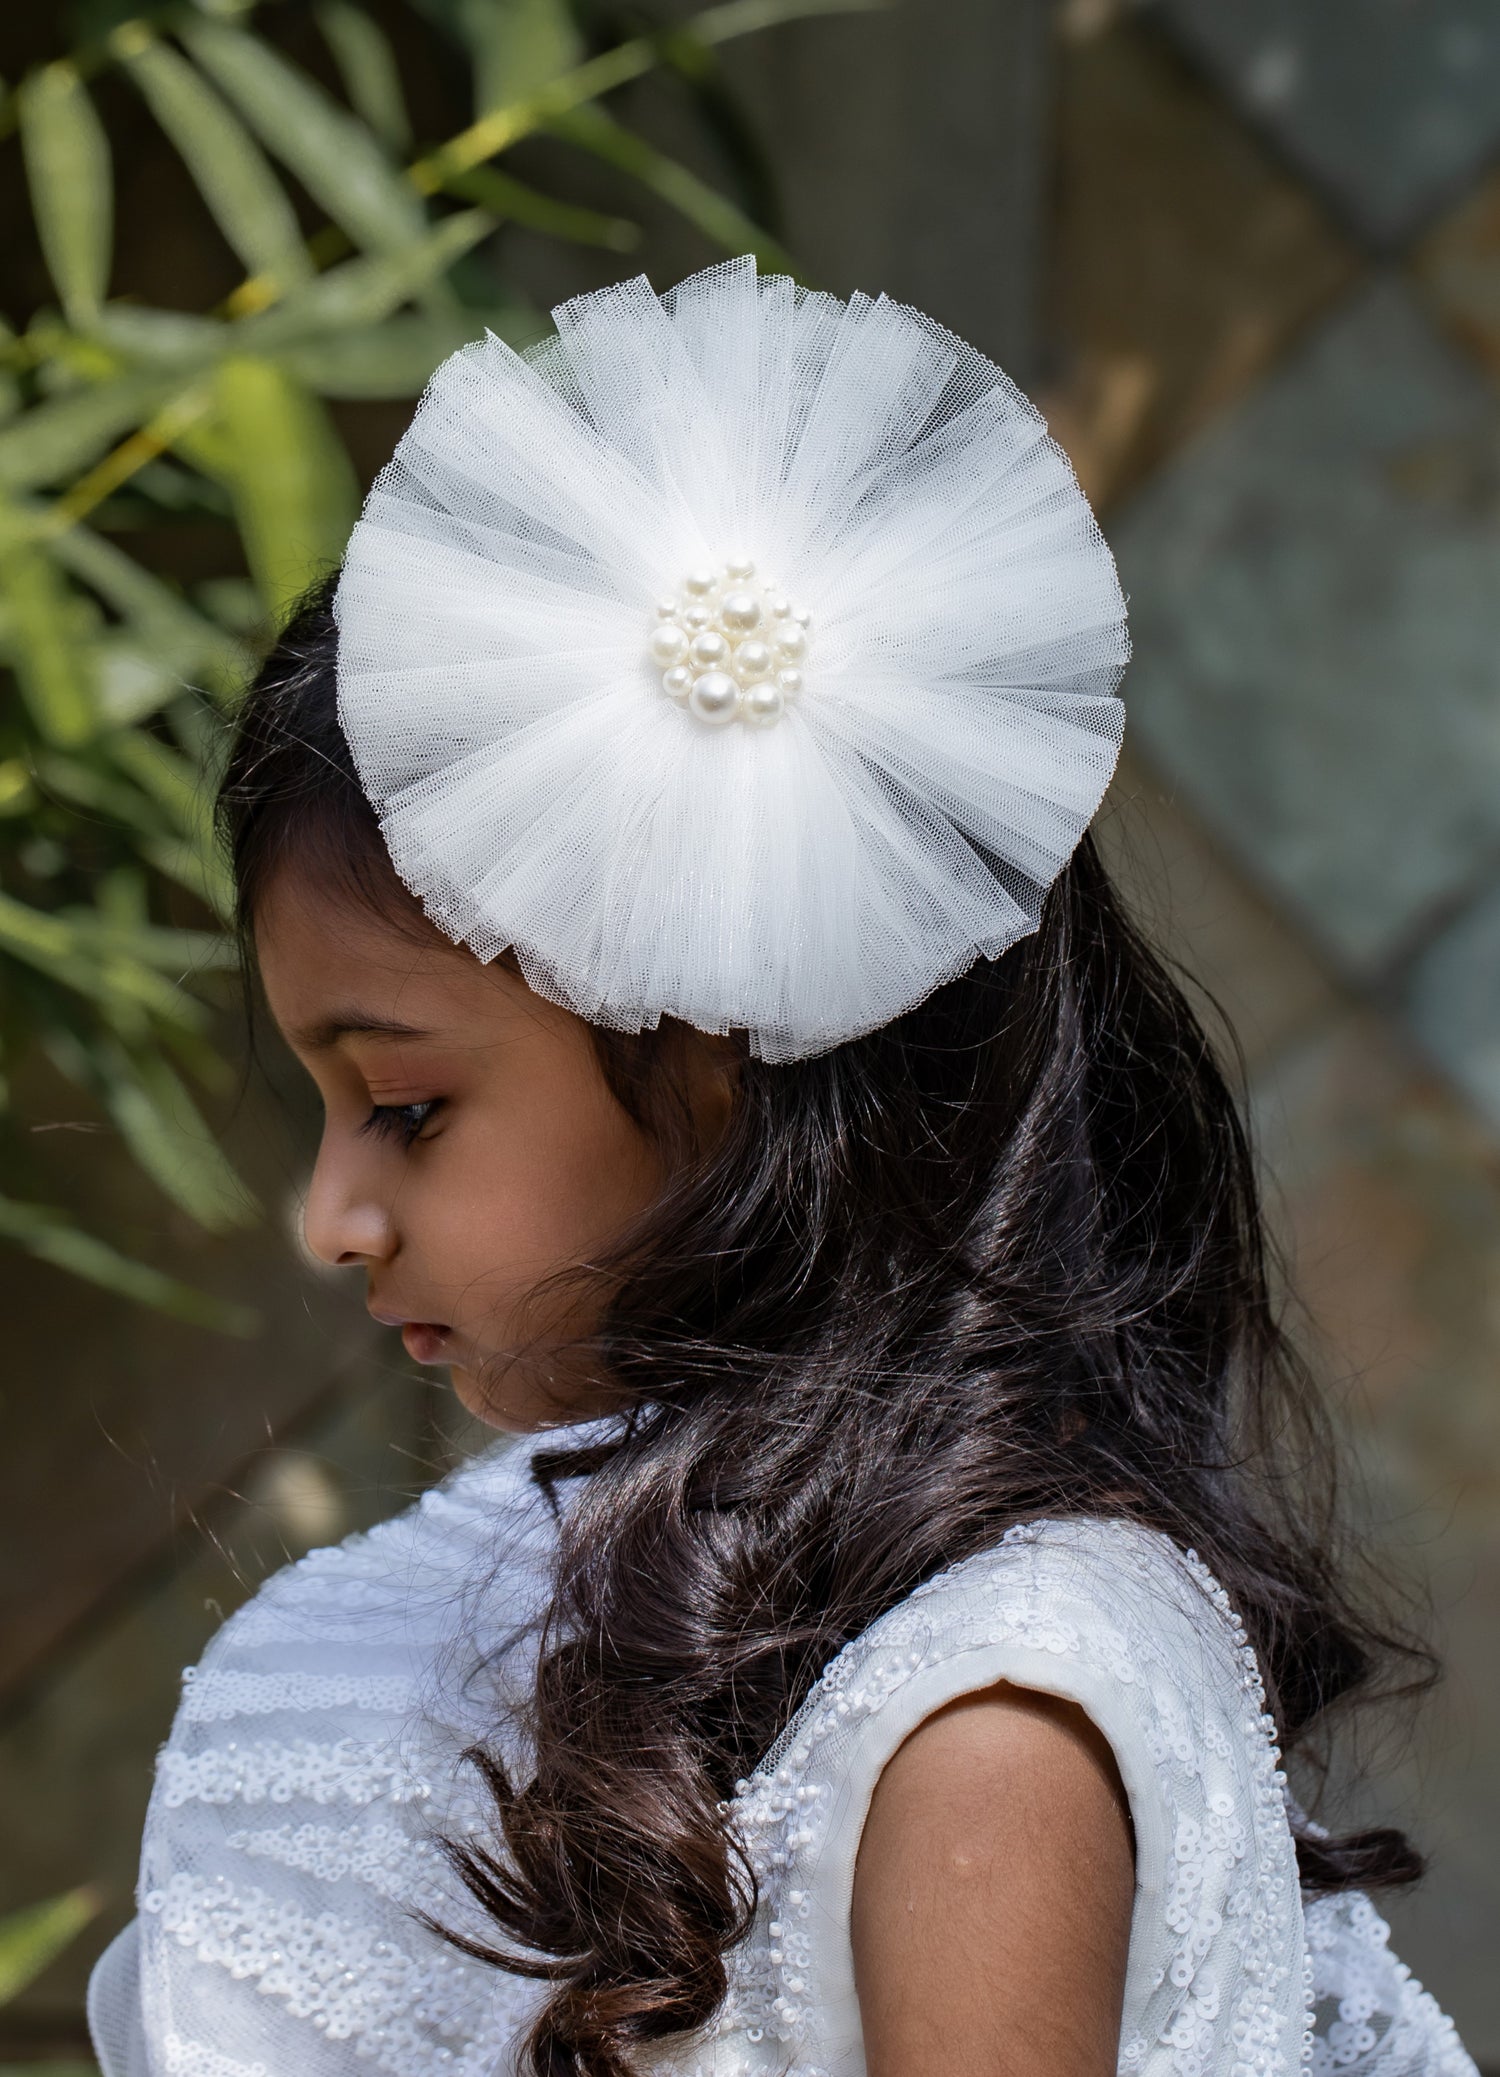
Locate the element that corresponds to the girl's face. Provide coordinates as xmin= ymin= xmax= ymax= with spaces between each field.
xmin=255 ymin=869 xmax=732 ymax=1432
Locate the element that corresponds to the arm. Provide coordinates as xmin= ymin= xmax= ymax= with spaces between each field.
xmin=850 ymin=1681 xmax=1136 ymax=2077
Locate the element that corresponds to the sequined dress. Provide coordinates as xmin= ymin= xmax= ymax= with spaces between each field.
xmin=88 ymin=1425 xmax=1478 ymax=2077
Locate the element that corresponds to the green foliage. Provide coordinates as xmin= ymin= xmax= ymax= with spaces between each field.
xmin=0 ymin=1886 xmax=100 ymax=2004
xmin=1 ymin=0 xmax=864 ymax=1326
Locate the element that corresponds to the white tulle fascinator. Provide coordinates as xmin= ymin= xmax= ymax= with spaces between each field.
xmin=332 ymin=256 xmax=1129 ymax=1063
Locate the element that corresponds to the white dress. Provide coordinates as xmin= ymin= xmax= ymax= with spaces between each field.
xmin=88 ymin=1424 xmax=1478 ymax=2077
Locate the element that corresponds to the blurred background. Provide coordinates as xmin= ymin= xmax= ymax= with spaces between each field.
xmin=1 ymin=0 xmax=1498 ymax=2065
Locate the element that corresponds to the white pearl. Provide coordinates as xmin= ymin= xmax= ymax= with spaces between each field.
xmin=742 ymin=680 xmax=785 ymax=727
xmin=767 ymin=595 xmax=792 ymax=619
xmin=684 ymin=566 xmax=717 ymax=596
xmin=733 ymin=638 xmax=773 ymax=684
xmin=720 ymin=590 xmax=761 ymax=633
xmin=681 ymin=601 xmax=712 ymax=632
xmin=649 ymin=622 xmax=688 ymax=667
xmin=687 ymin=670 xmax=739 ymax=725
xmin=792 ymin=605 xmax=811 ymax=627
xmin=656 ymin=597 xmax=680 ymax=619
xmin=690 ymin=629 xmax=730 ymax=669
xmin=662 ymin=664 xmax=693 ymax=701
xmin=776 ymin=666 xmax=803 ymax=698
xmin=771 ymin=622 xmax=807 ymax=662
xmin=723 ymin=554 xmax=756 ymax=581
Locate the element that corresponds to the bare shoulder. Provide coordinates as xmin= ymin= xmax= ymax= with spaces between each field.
xmin=850 ymin=1680 xmax=1136 ymax=2077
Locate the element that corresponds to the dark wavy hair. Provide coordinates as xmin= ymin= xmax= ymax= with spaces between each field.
xmin=219 ymin=578 xmax=1432 ymax=2077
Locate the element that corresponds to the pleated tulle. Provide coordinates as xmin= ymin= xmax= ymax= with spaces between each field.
xmin=334 ymin=256 xmax=1129 ymax=1061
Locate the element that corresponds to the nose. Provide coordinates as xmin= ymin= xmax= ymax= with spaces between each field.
xmin=300 ymin=1126 xmax=397 ymax=1269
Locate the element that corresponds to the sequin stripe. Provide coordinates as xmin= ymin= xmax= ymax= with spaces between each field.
xmin=177 ymin=1670 xmax=417 ymax=1725
xmin=161 ymin=2028 xmax=270 ymax=2077
xmin=1305 ymin=1895 xmax=1478 ymax=2077
xmin=155 ymin=1737 xmax=431 ymax=1810
xmin=142 ymin=1870 xmax=514 ymax=2077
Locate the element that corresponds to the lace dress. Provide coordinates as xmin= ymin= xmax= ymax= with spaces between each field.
xmin=87 ymin=1425 xmax=1478 ymax=2077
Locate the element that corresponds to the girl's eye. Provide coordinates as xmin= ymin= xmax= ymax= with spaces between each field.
xmin=358 ymin=1098 xmax=442 ymax=1148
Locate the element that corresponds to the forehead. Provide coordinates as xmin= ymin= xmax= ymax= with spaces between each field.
xmin=252 ymin=872 xmax=515 ymax=1042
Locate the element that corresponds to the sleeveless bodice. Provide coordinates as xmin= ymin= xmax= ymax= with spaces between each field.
xmin=87 ymin=1432 xmax=1477 ymax=2077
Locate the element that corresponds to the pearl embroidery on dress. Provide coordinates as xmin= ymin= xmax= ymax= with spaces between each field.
xmin=90 ymin=1436 xmax=1479 ymax=2077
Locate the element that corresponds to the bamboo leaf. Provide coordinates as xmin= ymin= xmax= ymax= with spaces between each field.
xmin=0 ymin=1196 xmax=259 ymax=1334
xmin=87 ymin=1033 xmax=259 ymax=1231
xmin=440 ymin=164 xmax=636 ymax=250
xmin=17 ymin=64 xmax=112 ymax=325
xmin=270 ymin=306 xmax=532 ymax=398
xmin=316 ymin=1 xmax=411 ymax=154
xmin=0 ymin=1888 xmax=100 ymax=2003
xmin=181 ymin=19 xmax=427 ymax=259
xmin=108 ymin=726 xmax=208 ymax=839
xmin=0 ymin=887 xmax=209 ymax=1028
xmin=209 ymin=357 xmax=359 ymax=618
xmin=50 ymin=524 xmax=251 ymax=693
xmin=0 ymin=367 xmax=179 ymax=493
xmin=113 ymin=24 xmax=313 ymax=292
xmin=236 ymin=210 xmax=493 ymax=353
xmin=91 ymin=304 xmax=226 ymax=367
xmin=0 ymin=529 xmax=97 ymax=746
xmin=548 ymin=104 xmax=798 ymax=274
xmin=464 ymin=0 xmax=583 ymax=116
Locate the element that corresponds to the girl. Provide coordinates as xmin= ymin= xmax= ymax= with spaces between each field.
xmin=89 ymin=260 xmax=1476 ymax=2077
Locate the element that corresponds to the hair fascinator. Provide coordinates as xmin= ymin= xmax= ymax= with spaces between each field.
xmin=333 ymin=256 xmax=1129 ymax=1062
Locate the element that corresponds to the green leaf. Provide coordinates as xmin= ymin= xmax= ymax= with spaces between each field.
xmin=108 ymin=724 xmax=209 ymax=839
xmin=208 ymin=357 xmax=358 ymax=618
xmin=549 ymin=103 xmax=798 ymax=274
xmin=237 ymin=210 xmax=493 ymax=353
xmin=0 ymin=1887 xmax=99 ymax=2003
xmin=0 ymin=887 xmax=208 ymax=1028
xmin=50 ymin=524 xmax=251 ymax=695
xmin=270 ymin=306 xmax=525 ymax=398
xmin=316 ymin=1 xmax=411 ymax=154
xmin=17 ymin=64 xmax=113 ymax=326
xmin=0 ymin=529 xmax=98 ymax=746
xmin=440 ymin=164 xmax=637 ymax=251
xmin=463 ymin=0 xmax=583 ymax=116
xmin=113 ymin=24 xmax=313 ymax=292
xmin=84 ymin=1031 xmax=258 ymax=1231
xmin=0 ymin=1196 xmax=259 ymax=1333
xmin=0 ymin=366 xmax=179 ymax=494
xmin=181 ymin=19 xmax=427 ymax=259
xmin=91 ymin=304 xmax=227 ymax=367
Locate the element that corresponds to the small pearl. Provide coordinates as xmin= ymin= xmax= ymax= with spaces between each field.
xmin=662 ymin=664 xmax=693 ymax=701
xmin=776 ymin=666 xmax=803 ymax=698
xmin=681 ymin=601 xmax=712 ymax=632
xmin=649 ymin=622 xmax=688 ymax=667
xmin=656 ymin=597 xmax=680 ymax=619
xmin=723 ymin=554 xmax=756 ymax=581
xmin=687 ymin=670 xmax=739 ymax=725
xmin=792 ymin=605 xmax=812 ymax=627
xmin=767 ymin=595 xmax=792 ymax=620
xmin=690 ymin=629 xmax=730 ymax=669
xmin=684 ymin=566 xmax=717 ymax=596
xmin=771 ymin=622 xmax=807 ymax=662
xmin=742 ymin=680 xmax=785 ymax=728
xmin=720 ymin=590 xmax=761 ymax=633
xmin=733 ymin=638 xmax=773 ymax=683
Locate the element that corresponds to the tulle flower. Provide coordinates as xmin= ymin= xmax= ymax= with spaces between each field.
xmin=333 ymin=257 xmax=1129 ymax=1062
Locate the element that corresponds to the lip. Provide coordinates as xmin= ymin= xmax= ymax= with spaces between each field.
xmin=367 ymin=1304 xmax=455 ymax=1366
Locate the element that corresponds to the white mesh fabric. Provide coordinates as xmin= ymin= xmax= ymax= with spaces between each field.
xmin=332 ymin=257 xmax=1129 ymax=1061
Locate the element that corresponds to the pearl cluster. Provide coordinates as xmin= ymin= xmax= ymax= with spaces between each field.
xmin=647 ymin=556 xmax=811 ymax=727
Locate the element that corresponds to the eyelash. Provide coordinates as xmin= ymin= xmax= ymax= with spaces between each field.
xmin=358 ymin=1099 xmax=442 ymax=1148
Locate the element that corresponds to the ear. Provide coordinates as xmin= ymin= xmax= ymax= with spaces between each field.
xmin=679 ymin=1030 xmax=742 ymax=1149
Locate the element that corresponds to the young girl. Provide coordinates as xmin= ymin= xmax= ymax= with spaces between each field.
xmin=89 ymin=260 xmax=1476 ymax=2077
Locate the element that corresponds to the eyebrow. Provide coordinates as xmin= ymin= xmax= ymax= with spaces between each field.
xmin=287 ymin=1010 xmax=438 ymax=1052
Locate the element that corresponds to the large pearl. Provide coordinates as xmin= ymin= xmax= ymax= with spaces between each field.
xmin=723 ymin=554 xmax=756 ymax=581
xmin=662 ymin=664 xmax=693 ymax=701
xmin=733 ymin=638 xmax=773 ymax=684
xmin=771 ymin=621 xmax=807 ymax=662
xmin=687 ymin=670 xmax=739 ymax=725
xmin=720 ymin=590 xmax=761 ymax=633
xmin=684 ymin=566 xmax=717 ymax=596
xmin=776 ymin=666 xmax=804 ymax=698
xmin=649 ymin=621 xmax=688 ymax=667
xmin=742 ymin=679 xmax=785 ymax=728
xmin=690 ymin=629 xmax=730 ymax=669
